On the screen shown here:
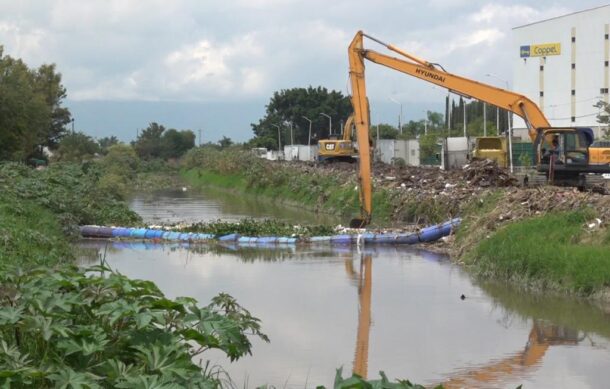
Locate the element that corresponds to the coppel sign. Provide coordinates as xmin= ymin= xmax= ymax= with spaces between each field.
xmin=520 ymin=43 xmax=561 ymax=58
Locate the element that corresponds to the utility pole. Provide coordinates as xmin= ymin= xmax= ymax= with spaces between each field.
xmin=320 ymin=113 xmax=332 ymax=136
xmin=463 ymin=102 xmax=467 ymax=137
xmin=483 ymin=102 xmax=487 ymax=136
xmin=198 ymin=129 xmax=202 ymax=146
xmin=302 ymin=116 xmax=313 ymax=147
xmin=272 ymin=124 xmax=282 ymax=158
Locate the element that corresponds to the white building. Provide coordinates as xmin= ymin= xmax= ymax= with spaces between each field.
xmin=512 ymin=5 xmax=610 ymax=139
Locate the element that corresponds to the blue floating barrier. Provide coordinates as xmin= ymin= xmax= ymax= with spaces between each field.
xmin=79 ymin=226 xmax=97 ymax=237
xmin=167 ymin=232 xmax=181 ymax=240
xmin=374 ymin=233 xmax=398 ymax=244
xmin=418 ymin=224 xmax=449 ymax=242
xmin=238 ymin=236 xmax=253 ymax=243
xmin=395 ymin=232 xmax=419 ymax=245
xmin=219 ymin=233 xmax=240 ymax=242
xmin=331 ymin=234 xmax=353 ymax=244
xmin=130 ymin=228 xmax=147 ymax=239
xmin=309 ymin=236 xmax=331 ymax=243
xmin=178 ymin=233 xmax=192 ymax=241
xmin=198 ymin=233 xmax=214 ymax=240
xmin=144 ymin=229 xmax=158 ymax=239
xmin=361 ymin=233 xmax=376 ymax=243
xmin=161 ymin=231 xmax=171 ymax=240
xmin=258 ymin=236 xmax=278 ymax=244
xmin=118 ymin=228 xmax=133 ymax=238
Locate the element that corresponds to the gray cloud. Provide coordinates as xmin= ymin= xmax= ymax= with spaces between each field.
xmin=0 ymin=1 xmax=605 ymax=140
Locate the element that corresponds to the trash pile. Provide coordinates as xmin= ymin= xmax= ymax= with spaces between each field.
xmin=461 ymin=159 xmax=517 ymax=187
xmin=489 ymin=186 xmax=610 ymax=224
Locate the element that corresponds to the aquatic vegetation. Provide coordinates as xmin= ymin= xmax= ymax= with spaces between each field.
xmin=182 ymin=218 xmax=335 ymax=238
xmin=0 ymin=265 xmax=268 ymax=388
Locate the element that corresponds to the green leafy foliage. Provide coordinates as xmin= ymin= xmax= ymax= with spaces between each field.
xmin=133 ymin=123 xmax=196 ymax=160
xmin=0 ymin=162 xmax=141 ymax=233
xmin=53 ymin=132 xmax=101 ymax=163
xmin=0 ymin=265 xmax=268 ymax=388
xmin=250 ymin=86 xmax=352 ymax=148
xmin=311 ymin=368 xmax=441 ymax=389
xmin=0 ymin=47 xmax=71 ymax=161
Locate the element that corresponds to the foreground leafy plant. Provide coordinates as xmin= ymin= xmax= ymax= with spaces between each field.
xmin=312 ymin=368 xmax=442 ymax=389
xmin=0 ymin=265 xmax=268 ymax=388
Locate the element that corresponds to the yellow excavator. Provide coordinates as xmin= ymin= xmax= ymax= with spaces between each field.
xmin=318 ymin=115 xmax=358 ymax=162
xmin=347 ymin=31 xmax=610 ymax=227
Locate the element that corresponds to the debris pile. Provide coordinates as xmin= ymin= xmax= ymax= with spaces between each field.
xmin=461 ymin=159 xmax=517 ymax=187
xmin=490 ymin=186 xmax=610 ymax=224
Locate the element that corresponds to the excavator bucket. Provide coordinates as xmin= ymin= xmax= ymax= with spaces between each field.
xmin=350 ymin=217 xmax=368 ymax=228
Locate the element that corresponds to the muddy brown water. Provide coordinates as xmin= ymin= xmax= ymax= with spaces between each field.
xmin=78 ymin=189 xmax=610 ymax=388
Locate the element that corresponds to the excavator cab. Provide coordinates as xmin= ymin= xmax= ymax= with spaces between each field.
xmin=533 ymin=127 xmax=609 ymax=188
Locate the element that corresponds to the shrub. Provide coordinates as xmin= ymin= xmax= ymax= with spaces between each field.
xmin=0 ymin=265 xmax=269 ymax=388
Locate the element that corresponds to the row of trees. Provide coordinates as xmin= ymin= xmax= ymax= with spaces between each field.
xmin=52 ymin=123 xmax=201 ymax=163
xmin=247 ymin=87 xmax=521 ymax=150
xmin=0 ymin=46 xmax=71 ymax=161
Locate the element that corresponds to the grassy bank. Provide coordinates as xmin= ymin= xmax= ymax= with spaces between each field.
xmin=456 ymin=188 xmax=610 ymax=298
xmin=181 ymin=148 xmax=439 ymax=224
xmin=465 ymin=210 xmax=610 ymax=295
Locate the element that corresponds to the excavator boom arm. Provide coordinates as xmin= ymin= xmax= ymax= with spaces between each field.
xmin=348 ymin=31 xmax=552 ymax=225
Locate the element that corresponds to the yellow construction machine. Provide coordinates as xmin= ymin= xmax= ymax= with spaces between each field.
xmin=347 ymin=30 xmax=610 ymax=227
xmin=318 ymin=115 xmax=358 ymax=162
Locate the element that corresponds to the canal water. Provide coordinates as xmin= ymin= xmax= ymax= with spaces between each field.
xmin=78 ymin=190 xmax=610 ymax=388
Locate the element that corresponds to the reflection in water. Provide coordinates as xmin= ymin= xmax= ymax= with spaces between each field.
xmin=77 ymin=240 xmax=610 ymax=388
xmin=351 ymin=254 xmax=372 ymax=379
xmin=441 ymin=320 xmax=583 ymax=388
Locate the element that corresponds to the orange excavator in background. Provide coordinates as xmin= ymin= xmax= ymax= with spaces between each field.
xmin=318 ymin=115 xmax=358 ymax=163
xmin=347 ymin=31 xmax=610 ymax=227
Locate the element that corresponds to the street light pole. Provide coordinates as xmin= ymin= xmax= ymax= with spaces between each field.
xmin=271 ymin=123 xmax=282 ymax=158
xmin=390 ymin=97 xmax=403 ymax=133
xmin=302 ymin=116 xmax=312 ymax=147
xmin=483 ymin=102 xmax=487 ymax=136
xmin=71 ymin=118 xmax=75 ymax=134
xmin=288 ymin=122 xmax=294 ymax=145
xmin=463 ymin=102 xmax=467 ymax=137
xmin=320 ymin=113 xmax=332 ymax=136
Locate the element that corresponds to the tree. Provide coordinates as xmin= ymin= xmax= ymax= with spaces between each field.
xmin=133 ymin=123 xmax=195 ymax=159
xmin=375 ymin=124 xmax=399 ymax=139
xmin=98 ymin=136 xmax=120 ymax=155
xmin=161 ymin=129 xmax=196 ymax=159
xmin=218 ymin=136 xmax=234 ymax=149
xmin=133 ymin=122 xmax=165 ymax=159
xmin=250 ymin=86 xmax=352 ymax=146
xmin=594 ymin=100 xmax=610 ymax=140
xmin=0 ymin=46 xmax=71 ymax=161
xmin=34 ymin=64 xmax=72 ymax=149
xmin=53 ymin=132 xmax=100 ymax=162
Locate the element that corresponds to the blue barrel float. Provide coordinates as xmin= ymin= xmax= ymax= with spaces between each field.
xmin=79 ymin=218 xmax=460 ymax=246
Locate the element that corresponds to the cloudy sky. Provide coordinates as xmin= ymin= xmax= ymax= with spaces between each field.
xmin=0 ymin=1 xmax=606 ymax=142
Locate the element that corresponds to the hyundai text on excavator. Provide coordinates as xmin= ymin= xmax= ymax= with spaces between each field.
xmin=348 ymin=31 xmax=610 ymax=227
xmin=318 ymin=115 xmax=358 ymax=162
